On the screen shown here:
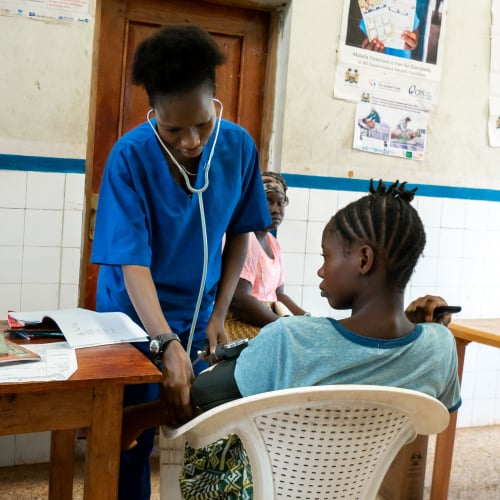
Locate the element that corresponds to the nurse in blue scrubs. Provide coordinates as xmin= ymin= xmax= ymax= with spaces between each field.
xmin=91 ymin=24 xmax=270 ymax=500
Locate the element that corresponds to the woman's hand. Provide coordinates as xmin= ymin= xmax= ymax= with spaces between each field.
xmin=205 ymin=313 xmax=228 ymax=354
xmin=401 ymin=29 xmax=419 ymax=51
xmin=361 ymin=37 xmax=385 ymax=52
xmin=160 ymin=341 xmax=195 ymax=426
xmin=405 ymin=295 xmax=450 ymax=325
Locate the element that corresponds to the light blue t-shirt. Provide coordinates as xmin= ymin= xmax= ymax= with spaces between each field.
xmin=234 ymin=317 xmax=461 ymax=413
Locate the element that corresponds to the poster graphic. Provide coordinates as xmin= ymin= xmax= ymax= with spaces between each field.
xmin=335 ymin=0 xmax=447 ymax=108
xmin=353 ymin=93 xmax=429 ymax=160
xmin=0 ymin=0 xmax=91 ymax=22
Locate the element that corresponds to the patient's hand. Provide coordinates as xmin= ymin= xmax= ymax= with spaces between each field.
xmin=405 ymin=295 xmax=449 ymax=325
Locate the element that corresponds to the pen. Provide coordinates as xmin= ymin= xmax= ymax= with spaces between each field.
xmin=10 ymin=331 xmax=30 ymax=341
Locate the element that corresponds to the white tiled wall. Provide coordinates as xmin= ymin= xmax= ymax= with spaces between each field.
xmin=1 ymin=173 xmax=499 ymax=466
xmin=280 ymin=186 xmax=500 ymax=429
xmin=0 ymin=170 xmax=84 ymax=466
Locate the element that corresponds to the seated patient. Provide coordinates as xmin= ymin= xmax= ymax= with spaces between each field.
xmin=225 ymin=171 xmax=307 ymax=340
xmin=122 ymin=179 xmax=461 ymax=449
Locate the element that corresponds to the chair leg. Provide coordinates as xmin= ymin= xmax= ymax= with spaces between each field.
xmin=159 ymin=432 xmax=185 ymax=500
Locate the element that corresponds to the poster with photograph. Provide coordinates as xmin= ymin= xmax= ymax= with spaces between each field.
xmin=353 ymin=93 xmax=429 ymax=160
xmin=335 ymin=0 xmax=447 ymax=108
xmin=0 ymin=0 xmax=91 ymax=22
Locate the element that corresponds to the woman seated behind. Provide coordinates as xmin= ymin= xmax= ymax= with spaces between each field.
xmin=225 ymin=172 xmax=307 ymax=340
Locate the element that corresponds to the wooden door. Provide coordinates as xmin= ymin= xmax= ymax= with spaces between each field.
xmin=81 ymin=0 xmax=277 ymax=309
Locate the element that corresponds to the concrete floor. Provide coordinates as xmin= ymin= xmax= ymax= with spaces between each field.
xmin=0 ymin=425 xmax=498 ymax=499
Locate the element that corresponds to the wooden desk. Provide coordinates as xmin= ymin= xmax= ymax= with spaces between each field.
xmin=0 ymin=332 xmax=161 ymax=500
xmin=431 ymin=318 xmax=500 ymax=500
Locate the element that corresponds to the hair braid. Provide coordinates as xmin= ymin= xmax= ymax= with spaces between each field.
xmin=326 ymin=179 xmax=426 ymax=289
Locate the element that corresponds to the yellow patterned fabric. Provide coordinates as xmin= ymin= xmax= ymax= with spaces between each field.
xmin=224 ymin=312 xmax=262 ymax=341
xmin=179 ymin=434 xmax=253 ymax=499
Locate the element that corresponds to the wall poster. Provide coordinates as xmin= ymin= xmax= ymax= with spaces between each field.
xmin=0 ymin=0 xmax=91 ymax=22
xmin=490 ymin=0 xmax=500 ymax=147
xmin=334 ymin=1 xmax=448 ymax=160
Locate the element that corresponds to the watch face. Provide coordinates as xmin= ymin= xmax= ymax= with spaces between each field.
xmin=150 ymin=339 xmax=161 ymax=354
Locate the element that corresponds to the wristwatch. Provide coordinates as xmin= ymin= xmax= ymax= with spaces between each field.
xmin=149 ymin=332 xmax=180 ymax=360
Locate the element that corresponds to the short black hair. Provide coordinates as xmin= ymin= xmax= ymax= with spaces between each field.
xmin=132 ymin=24 xmax=226 ymax=105
xmin=325 ymin=179 xmax=426 ymax=289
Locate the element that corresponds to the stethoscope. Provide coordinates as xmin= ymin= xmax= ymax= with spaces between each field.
xmin=146 ymin=98 xmax=223 ymax=357
xmin=146 ymin=98 xmax=223 ymax=194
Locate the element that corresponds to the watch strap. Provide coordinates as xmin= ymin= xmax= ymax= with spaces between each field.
xmin=150 ymin=332 xmax=180 ymax=359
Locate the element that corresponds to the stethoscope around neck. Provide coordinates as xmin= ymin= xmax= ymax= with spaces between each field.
xmin=146 ymin=98 xmax=223 ymax=194
xmin=146 ymin=98 xmax=223 ymax=358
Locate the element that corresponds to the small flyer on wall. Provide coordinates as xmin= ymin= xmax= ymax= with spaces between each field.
xmin=334 ymin=0 xmax=448 ymax=109
xmin=353 ymin=93 xmax=429 ymax=160
xmin=489 ymin=0 xmax=500 ymax=147
xmin=0 ymin=0 xmax=91 ymax=22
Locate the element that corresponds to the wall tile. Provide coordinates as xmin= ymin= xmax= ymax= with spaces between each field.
xmin=438 ymin=228 xmax=464 ymax=258
xmin=26 ymin=172 xmax=64 ymax=210
xmin=281 ymin=252 xmax=305 ymax=286
xmin=441 ymin=198 xmax=466 ymax=228
xmin=308 ymin=188 xmax=337 ymax=222
xmin=416 ymin=196 xmax=443 ymax=228
xmin=22 ymin=246 xmax=61 ymax=283
xmin=0 ymin=209 xmax=25 ymax=246
xmin=20 ymin=283 xmax=59 ymax=311
xmin=24 ymin=210 xmax=62 ymax=246
xmin=464 ymin=200 xmax=490 ymax=230
xmin=0 ymin=246 xmax=23 ymax=283
xmin=0 ymin=436 xmax=15 ymax=467
xmin=422 ymin=226 xmax=440 ymax=257
xmin=283 ymin=284 xmax=303 ymax=307
xmin=305 ymin=220 xmax=324 ymax=254
xmin=14 ymin=433 xmax=50 ymax=464
xmin=0 ymin=283 xmax=21 ymax=318
xmin=436 ymin=257 xmax=461 ymax=288
xmin=0 ymin=171 xmax=27 ymax=209
xmin=411 ymin=256 xmax=438 ymax=287
xmin=285 ymin=187 xmax=309 ymax=221
xmin=462 ymin=229 xmax=489 ymax=259
xmin=278 ymin=219 xmax=307 ymax=253
xmin=61 ymin=247 xmax=81 ymax=284
xmin=471 ymin=399 xmax=496 ymax=426
xmin=337 ymin=190 xmax=361 ymax=210
xmin=62 ymin=209 xmax=84 ymax=247
xmin=301 ymin=285 xmax=331 ymax=317
xmin=59 ymin=283 xmax=80 ymax=309
xmin=64 ymin=173 xmax=85 ymax=211
xmin=303 ymin=253 xmax=322 ymax=287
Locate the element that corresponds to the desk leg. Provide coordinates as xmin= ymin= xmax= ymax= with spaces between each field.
xmin=84 ymin=385 xmax=123 ymax=500
xmin=49 ymin=429 xmax=76 ymax=500
xmin=430 ymin=339 xmax=467 ymax=500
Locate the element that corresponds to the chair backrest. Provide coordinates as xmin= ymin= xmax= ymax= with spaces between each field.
xmin=160 ymin=385 xmax=449 ymax=500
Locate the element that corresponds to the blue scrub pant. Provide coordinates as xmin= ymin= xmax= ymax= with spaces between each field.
xmin=118 ymin=335 xmax=208 ymax=500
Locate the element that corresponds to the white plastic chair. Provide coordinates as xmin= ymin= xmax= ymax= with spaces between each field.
xmin=159 ymin=385 xmax=450 ymax=500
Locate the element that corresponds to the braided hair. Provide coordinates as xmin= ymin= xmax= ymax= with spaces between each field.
xmin=325 ymin=179 xmax=426 ymax=289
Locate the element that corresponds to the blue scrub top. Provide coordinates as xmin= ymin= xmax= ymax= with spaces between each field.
xmin=91 ymin=118 xmax=271 ymax=336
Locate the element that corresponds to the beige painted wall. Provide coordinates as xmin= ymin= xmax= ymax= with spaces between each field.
xmin=278 ymin=0 xmax=498 ymax=189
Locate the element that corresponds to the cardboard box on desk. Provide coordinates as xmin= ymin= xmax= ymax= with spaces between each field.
xmin=378 ymin=435 xmax=428 ymax=500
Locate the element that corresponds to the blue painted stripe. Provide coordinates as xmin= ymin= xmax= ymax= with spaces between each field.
xmin=0 ymin=154 xmax=86 ymax=174
xmin=282 ymin=173 xmax=500 ymax=203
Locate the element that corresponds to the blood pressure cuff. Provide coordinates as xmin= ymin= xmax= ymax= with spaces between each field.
xmin=190 ymin=359 xmax=243 ymax=411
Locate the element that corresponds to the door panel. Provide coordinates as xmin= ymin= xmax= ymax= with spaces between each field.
xmin=82 ymin=0 xmax=273 ymax=310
